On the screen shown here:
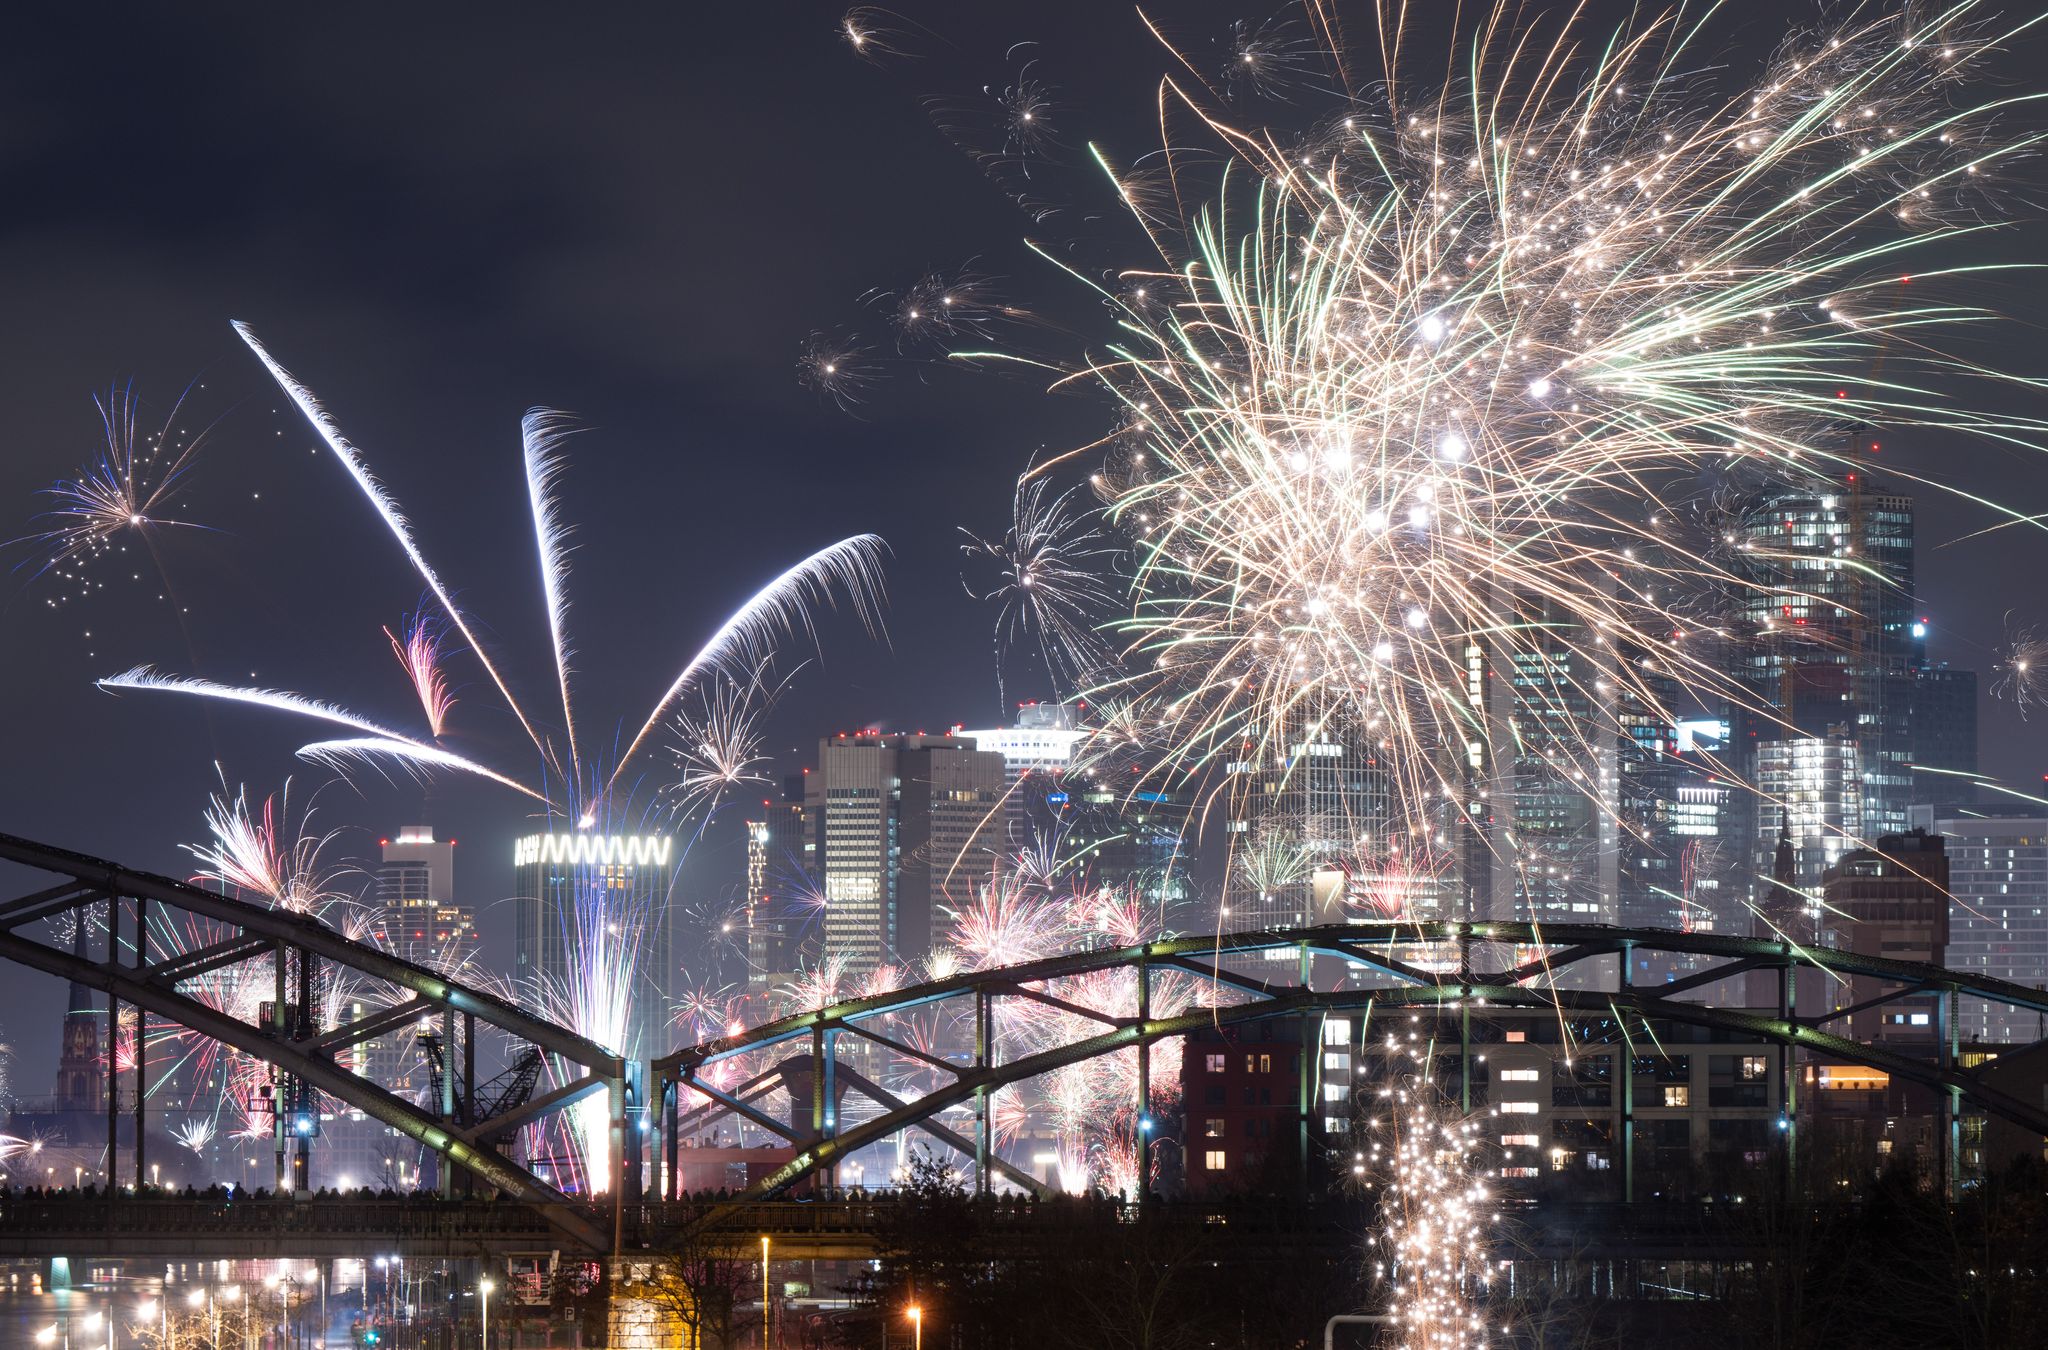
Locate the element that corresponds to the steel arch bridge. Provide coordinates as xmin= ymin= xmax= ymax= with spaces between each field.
xmin=654 ymin=921 xmax=2048 ymax=1203
xmin=0 ymin=833 xmax=625 ymax=1251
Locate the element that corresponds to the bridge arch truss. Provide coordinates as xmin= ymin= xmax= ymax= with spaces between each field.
xmin=0 ymin=833 xmax=625 ymax=1250
xmin=654 ymin=921 xmax=2048 ymax=1202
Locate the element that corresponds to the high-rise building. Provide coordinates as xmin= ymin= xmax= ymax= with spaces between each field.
xmin=360 ymin=827 xmax=473 ymax=1103
xmin=955 ymin=701 xmax=1087 ymax=854
xmin=811 ymin=733 xmax=1005 ymax=972
xmin=742 ymin=775 xmax=817 ymax=993
xmin=512 ymin=831 xmax=675 ymax=1060
xmin=1754 ymin=729 xmax=1862 ymax=932
xmin=1727 ymin=469 xmax=1934 ymax=903
xmin=1222 ymin=698 xmax=1400 ymax=927
xmin=1908 ymin=663 xmax=1978 ymax=790
xmin=1910 ymin=803 xmax=2048 ymax=1042
xmin=373 ymin=827 xmax=473 ymax=968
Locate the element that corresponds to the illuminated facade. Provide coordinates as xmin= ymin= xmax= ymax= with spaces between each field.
xmin=511 ymin=831 xmax=675 ymax=1059
xmin=374 ymin=826 xmax=473 ymax=969
xmin=1754 ymin=730 xmax=1861 ymax=935
xmin=1729 ymin=470 xmax=1920 ymax=900
xmin=1911 ymin=803 xmax=2048 ymax=1042
xmin=956 ymin=700 xmax=1086 ymax=853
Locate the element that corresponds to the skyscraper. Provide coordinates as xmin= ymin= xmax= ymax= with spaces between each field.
xmin=373 ymin=827 xmax=473 ymax=969
xmin=1728 ymin=468 xmax=1922 ymax=900
xmin=512 ymin=830 xmax=675 ymax=1060
xmin=364 ymin=827 xmax=473 ymax=1102
xmin=811 ymin=733 xmax=1005 ymax=972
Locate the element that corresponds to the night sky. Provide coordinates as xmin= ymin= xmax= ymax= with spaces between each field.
xmin=3 ymin=2 xmax=2046 ymax=1094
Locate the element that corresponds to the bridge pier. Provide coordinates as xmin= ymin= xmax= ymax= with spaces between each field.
xmin=1136 ymin=953 xmax=1150 ymax=1201
xmin=975 ymin=989 xmax=991 ymax=1197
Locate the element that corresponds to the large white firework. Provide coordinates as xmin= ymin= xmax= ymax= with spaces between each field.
xmin=1002 ymin=1 xmax=2048 ymax=899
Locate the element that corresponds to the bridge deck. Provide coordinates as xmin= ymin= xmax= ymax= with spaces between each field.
xmin=0 ymin=1193 xmax=1768 ymax=1263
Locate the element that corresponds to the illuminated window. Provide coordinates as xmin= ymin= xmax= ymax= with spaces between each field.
xmin=1663 ymin=1086 xmax=1689 ymax=1107
xmin=1501 ymin=1134 xmax=1539 ymax=1147
xmin=1740 ymin=1057 xmax=1767 ymax=1080
xmin=1324 ymin=1084 xmax=1346 ymax=1102
xmin=1258 ymin=1054 xmax=1272 ymax=1074
xmin=1204 ymin=1119 xmax=1224 ymax=1139
xmin=1500 ymin=1101 xmax=1539 ymax=1115
xmin=1505 ymin=1031 xmax=1527 ymax=1043
xmin=1205 ymin=1054 xmax=1225 ymax=1073
xmin=1324 ymin=1019 xmax=1351 ymax=1044
xmin=1498 ymin=1068 xmax=1539 ymax=1082
xmin=1500 ymin=1167 xmax=1539 ymax=1178
xmin=1204 ymin=1151 xmax=1227 ymax=1172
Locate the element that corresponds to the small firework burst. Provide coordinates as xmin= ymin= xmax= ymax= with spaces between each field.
xmin=1992 ymin=618 xmax=2048 ymax=718
xmin=12 ymin=380 xmax=220 ymax=618
xmin=184 ymin=779 xmax=343 ymax=915
xmin=1220 ymin=16 xmax=1319 ymax=101
xmin=960 ymin=476 xmax=1119 ymax=702
xmin=665 ymin=667 xmax=788 ymax=825
xmin=797 ymin=329 xmax=874 ymax=410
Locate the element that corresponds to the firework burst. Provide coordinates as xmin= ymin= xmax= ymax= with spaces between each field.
xmin=98 ymin=325 xmax=888 ymax=1191
xmin=11 ymin=381 xmax=220 ymax=614
xmin=798 ymin=329 xmax=875 ymax=411
xmin=961 ymin=476 xmax=1120 ymax=702
xmin=1992 ymin=615 xmax=2048 ymax=717
xmin=954 ymin=0 xmax=2048 ymax=906
xmin=664 ymin=667 xmax=790 ymax=826
xmin=184 ymin=779 xmax=345 ymax=915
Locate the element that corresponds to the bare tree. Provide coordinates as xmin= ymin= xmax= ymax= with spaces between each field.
xmin=639 ymin=1199 xmax=767 ymax=1350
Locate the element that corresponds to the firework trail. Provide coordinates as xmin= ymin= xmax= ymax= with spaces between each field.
xmin=10 ymin=382 xmax=221 ymax=616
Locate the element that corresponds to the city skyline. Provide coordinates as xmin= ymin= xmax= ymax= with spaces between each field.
xmin=4 ymin=0 xmax=2048 ymax=1234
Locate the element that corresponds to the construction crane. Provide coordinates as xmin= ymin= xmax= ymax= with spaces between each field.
xmin=415 ymin=1033 xmax=545 ymax=1148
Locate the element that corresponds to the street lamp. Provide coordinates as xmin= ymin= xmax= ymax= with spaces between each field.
xmin=480 ymin=1278 xmax=494 ymax=1350
xmin=907 ymin=1305 xmax=921 ymax=1350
